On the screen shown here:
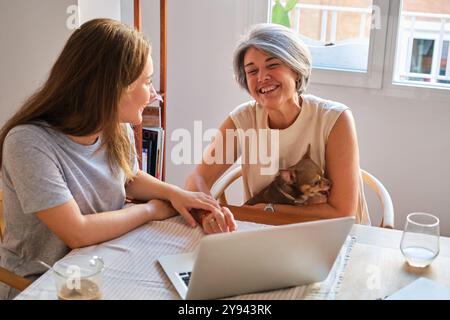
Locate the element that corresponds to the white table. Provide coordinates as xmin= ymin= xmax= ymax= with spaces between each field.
xmin=15 ymin=216 xmax=352 ymax=300
xmin=337 ymin=225 xmax=450 ymax=299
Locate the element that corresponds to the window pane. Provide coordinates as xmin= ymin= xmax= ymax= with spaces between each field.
xmin=439 ymin=40 xmax=449 ymax=76
xmin=410 ymin=39 xmax=434 ymax=74
xmin=270 ymin=0 xmax=374 ymax=72
xmin=394 ymin=0 xmax=450 ymax=89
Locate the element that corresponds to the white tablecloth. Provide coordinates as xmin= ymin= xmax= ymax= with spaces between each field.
xmin=15 ymin=216 xmax=355 ymax=300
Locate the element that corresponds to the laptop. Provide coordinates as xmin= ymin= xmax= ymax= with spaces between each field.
xmin=158 ymin=216 xmax=354 ymax=300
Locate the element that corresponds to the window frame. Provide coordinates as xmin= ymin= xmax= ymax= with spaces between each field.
xmin=440 ymin=40 xmax=450 ymax=77
xmin=382 ymin=0 xmax=450 ymax=101
xmin=268 ymin=0 xmax=390 ymax=89
xmin=393 ymin=6 xmax=450 ymax=88
xmin=403 ymin=36 xmax=438 ymax=78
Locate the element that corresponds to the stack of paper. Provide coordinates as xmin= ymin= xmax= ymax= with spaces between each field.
xmin=386 ymin=277 xmax=450 ymax=300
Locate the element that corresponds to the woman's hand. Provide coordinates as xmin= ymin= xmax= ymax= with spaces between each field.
xmin=147 ymin=199 xmax=178 ymax=221
xmin=168 ymin=186 xmax=226 ymax=228
xmin=201 ymin=207 xmax=238 ymax=234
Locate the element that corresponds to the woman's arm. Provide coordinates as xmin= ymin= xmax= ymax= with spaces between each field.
xmin=225 ymin=204 xmax=319 ymax=225
xmin=36 ymin=198 xmax=177 ymax=249
xmin=125 ymin=170 xmax=223 ymax=228
xmin=125 ymin=169 xmax=178 ymax=201
xmin=249 ymin=109 xmax=360 ymax=221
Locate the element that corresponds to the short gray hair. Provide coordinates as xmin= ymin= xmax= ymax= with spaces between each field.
xmin=233 ymin=23 xmax=312 ymax=95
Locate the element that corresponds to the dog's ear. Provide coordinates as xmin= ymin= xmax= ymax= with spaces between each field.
xmin=301 ymin=144 xmax=311 ymax=160
xmin=279 ymin=170 xmax=297 ymax=185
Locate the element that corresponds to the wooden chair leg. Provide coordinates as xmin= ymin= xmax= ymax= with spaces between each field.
xmin=0 ymin=266 xmax=33 ymax=292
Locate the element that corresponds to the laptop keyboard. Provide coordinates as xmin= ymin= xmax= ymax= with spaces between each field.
xmin=178 ymin=272 xmax=192 ymax=287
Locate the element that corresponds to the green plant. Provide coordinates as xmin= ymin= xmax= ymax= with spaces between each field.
xmin=271 ymin=0 xmax=298 ymax=28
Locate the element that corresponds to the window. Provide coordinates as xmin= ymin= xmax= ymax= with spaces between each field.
xmin=269 ymin=0 xmax=389 ymax=89
xmin=393 ymin=0 xmax=450 ymax=89
xmin=275 ymin=0 xmax=374 ymax=72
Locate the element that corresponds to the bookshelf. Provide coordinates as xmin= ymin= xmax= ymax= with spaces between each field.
xmin=133 ymin=0 xmax=167 ymax=181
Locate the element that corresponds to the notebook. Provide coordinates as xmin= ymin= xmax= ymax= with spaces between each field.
xmin=386 ymin=277 xmax=450 ymax=300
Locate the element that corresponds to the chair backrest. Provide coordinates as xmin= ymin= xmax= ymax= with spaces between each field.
xmin=360 ymin=169 xmax=394 ymax=229
xmin=212 ymin=167 xmax=394 ymax=229
xmin=0 ymin=190 xmax=33 ymax=292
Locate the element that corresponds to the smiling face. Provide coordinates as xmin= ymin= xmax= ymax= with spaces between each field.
xmin=118 ymin=55 xmax=157 ymax=125
xmin=243 ymin=47 xmax=299 ymax=111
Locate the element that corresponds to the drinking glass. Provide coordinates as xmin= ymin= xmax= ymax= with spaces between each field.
xmin=53 ymin=255 xmax=104 ymax=300
xmin=400 ymin=212 xmax=440 ymax=268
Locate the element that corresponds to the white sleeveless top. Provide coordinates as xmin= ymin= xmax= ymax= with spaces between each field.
xmin=229 ymin=94 xmax=370 ymax=225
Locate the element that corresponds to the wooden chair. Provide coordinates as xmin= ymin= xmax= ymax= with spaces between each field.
xmin=0 ymin=190 xmax=4 ymax=240
xmin=212 ymin=166 xmax=395 ymax=229
xmin=0 ymin=190 xmax=33 ymax=291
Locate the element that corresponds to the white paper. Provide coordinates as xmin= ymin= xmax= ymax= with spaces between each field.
xmin=387 ymin=277 xmax=450 ymax=300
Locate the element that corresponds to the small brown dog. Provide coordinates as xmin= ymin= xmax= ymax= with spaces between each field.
xmin=245 ymin=144 xmax=331 ymax=206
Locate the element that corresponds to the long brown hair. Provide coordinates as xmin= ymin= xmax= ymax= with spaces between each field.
xmin=0 ymin=18 xmax=150 ymax=181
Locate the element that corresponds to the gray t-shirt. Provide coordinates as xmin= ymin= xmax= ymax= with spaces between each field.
xmin=0 ymin=123 xmax=138 ymax=299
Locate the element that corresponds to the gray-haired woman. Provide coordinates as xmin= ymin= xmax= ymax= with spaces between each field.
xmin=186 ymin=23 xmax=370 ymax=233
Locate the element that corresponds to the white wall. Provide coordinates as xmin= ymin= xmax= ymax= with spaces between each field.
xmin=0 ymin=0 xmax=76 ymax=127
xmin=141 ymin=0 xmax=161 ymax=91
xmin=0 ymin=0 xmax=123 ymax=128
xmin=78 ymin=0 xmax=121 ymax=24
xmin=164 ymin=0 xmax=267 ymax=206
xmin=120 ymin=0 xmax=134 ymax=26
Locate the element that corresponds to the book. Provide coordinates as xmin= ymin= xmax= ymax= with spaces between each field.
xmin=142 ymin=106 xmax=161 ymax=128
xmin=142 ymin=127 xmax=164 ymax=180
xmin=142 ymin=129 xmax=154 ymax=176
xmin=142 ymin=142 xmax=148 ymax=173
